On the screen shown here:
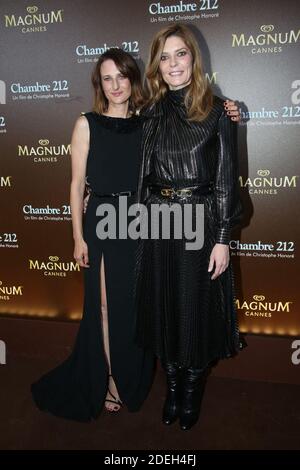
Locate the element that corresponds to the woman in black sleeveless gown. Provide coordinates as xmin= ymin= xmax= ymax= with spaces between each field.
xmin=31 ymin=49 xmax=154 ymax=421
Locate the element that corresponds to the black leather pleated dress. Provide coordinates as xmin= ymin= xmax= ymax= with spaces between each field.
xmin=134 ymin=88 xmax=243 ymax=369
xmin=31 ymin=112 xmax=154 ymax=421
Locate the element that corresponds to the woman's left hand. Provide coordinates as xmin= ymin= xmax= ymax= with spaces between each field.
xmin=224 ymin=100 xmax=240 ymax=122
xmin=208 ymin=243 xmax=230 ymax=280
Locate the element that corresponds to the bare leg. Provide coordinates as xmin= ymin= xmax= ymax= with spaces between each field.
xmin=100 ymin=255 xmax=122 ymax=411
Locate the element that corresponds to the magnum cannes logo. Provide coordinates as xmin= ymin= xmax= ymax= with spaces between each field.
xmin=232 ymin=24 xmax=300 ymax=53
xmin=236 ymin=295 xmax=292 ymax=318
xmin=239 ymin=169 xmax=298 ymax=194
xmin=0 ymin=280 xmax=23 ymax=300
xmin=29 ymin=256 xmax=80 ymax=277
xmin=4 ymin=6 xmax=64 ymax=33
xmin=18 ymin=139 xmax=70 ymax=162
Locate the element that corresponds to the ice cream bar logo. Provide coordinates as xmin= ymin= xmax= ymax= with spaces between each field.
xmin=4 ymin=6 xmax=64 ymax=33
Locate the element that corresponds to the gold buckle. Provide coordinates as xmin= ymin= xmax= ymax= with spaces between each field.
xmin=160 ymin=188 xmax=193 ymax=198
xmin=176 ymin=189 xmax=192 ymax=197
xmin=161 ymin=188 xmax=174 ymax=197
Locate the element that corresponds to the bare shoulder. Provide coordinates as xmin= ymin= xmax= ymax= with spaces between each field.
xmin=72 ymin=114 xmax=89 ymax=139
xmin=75 ymin=114 xmax=89 ymax=130
xmin=71 ymin=114 xmax=90 ymax=148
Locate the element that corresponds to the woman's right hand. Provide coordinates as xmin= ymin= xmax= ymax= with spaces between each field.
xmin=74 ymin=238 xmax=89 ymax=268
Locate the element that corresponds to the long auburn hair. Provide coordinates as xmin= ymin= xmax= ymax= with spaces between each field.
xmin=145 ymin=24 xmax=213 ymax=121
xmin=91 ymin=48 xmax=144 ymax=114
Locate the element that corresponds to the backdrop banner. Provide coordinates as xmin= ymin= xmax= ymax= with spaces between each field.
xmin=0 ymin=0 xmax=299 ymax=336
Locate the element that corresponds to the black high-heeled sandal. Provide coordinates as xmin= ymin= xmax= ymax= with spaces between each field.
xmin=104 ymin=375 xmax=122 ymax=412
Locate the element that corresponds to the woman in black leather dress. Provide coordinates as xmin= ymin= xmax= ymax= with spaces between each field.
xmin=135 ymin=24 xmax=243 ymax=430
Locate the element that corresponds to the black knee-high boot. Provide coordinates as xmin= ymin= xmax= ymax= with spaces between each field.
xmin=179 ymin=366 xmax=208 ymax=431
xmin=162 ymin=362 xmax=182 ymax=425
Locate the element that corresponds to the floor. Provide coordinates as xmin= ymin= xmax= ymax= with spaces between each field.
xmin=0 ymin=317 xmax=300 ymax=450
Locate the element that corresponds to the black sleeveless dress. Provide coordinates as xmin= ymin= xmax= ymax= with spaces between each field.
xmin=31 ymin=112 xmax=154 ymax=421
xmin=135 ymin=89 xmax=243 ymax=369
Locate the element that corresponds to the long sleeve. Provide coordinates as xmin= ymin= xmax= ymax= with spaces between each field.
xmin=137 ymin=106 xmax=162 ymax=204
xmin=214 ymin=109 xmax=242 ymax=245
xmin=137 ymin=117 xmax=152 ymax=204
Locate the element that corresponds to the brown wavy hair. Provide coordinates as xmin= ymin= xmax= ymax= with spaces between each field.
xmin=91 ymin=48 xmax=144 ymax=114
xmin=145 ymin=24 xmax=213 ymax=121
